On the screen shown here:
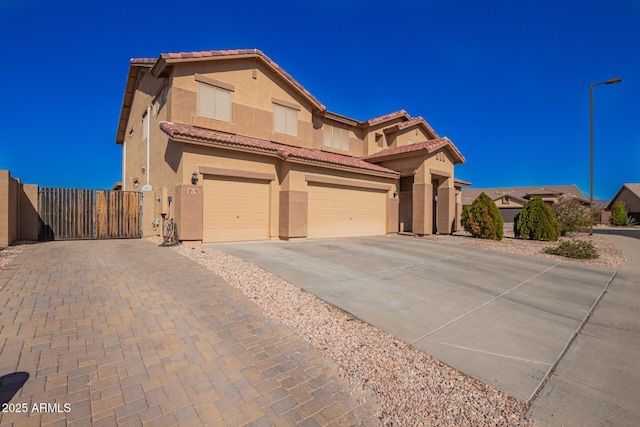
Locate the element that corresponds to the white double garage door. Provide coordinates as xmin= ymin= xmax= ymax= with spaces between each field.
xmin=203 ymin=177 xmax=387 ymax=242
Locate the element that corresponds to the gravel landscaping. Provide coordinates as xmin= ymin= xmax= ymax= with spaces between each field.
xmin=446 ymin=229 xmax=624 ymax=271
xmin=170 ymin=240 xmax=534 ymax=426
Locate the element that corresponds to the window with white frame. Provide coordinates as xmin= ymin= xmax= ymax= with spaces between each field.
xmin=197 ymin=82 xmax=231 ymax=122
xmin=273 ymin=104 xmax=298 ymax=137
xmin=323 ymin=126 xmax=350 ymax=151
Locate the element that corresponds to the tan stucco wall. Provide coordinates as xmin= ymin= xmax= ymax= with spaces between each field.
xmin=20 ymin=184 xmax=39 ymax=241
xmin=396 ymin=127 xmax=431 ymax=146
xmin=0 ymin=171 xmax=38 ymax=246
xmin=612 ymin=187 xmax=640 ymax=212
xmin=171 ymin=59 xmax=315 ymax=149
xmin=140 ymin=190 xmax=157 ymax=237
xmin=0 ymin=170 xmax=13 ymax=247
xmin=174 ymin=184 xmax=203 ymax=241
xmin=121 ymin=68 xmax=185 ymax=228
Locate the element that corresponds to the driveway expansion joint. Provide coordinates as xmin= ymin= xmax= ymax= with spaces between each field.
xmin=411 ymin=262 xmax=562 ymax=345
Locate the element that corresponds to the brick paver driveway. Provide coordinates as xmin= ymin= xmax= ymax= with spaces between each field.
xmin=0 ymin=240 xmax=379 ymax=426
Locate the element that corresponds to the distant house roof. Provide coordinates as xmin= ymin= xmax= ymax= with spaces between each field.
xmin=461 ymin=185 xmax=588 ymax=206
xmin=362 ymin=138 xmax=465 ymax=164
xmin=159 ymin=121 xmax=399 ymax=178
xmin=606 ymin=183 xmax=640 ymax=210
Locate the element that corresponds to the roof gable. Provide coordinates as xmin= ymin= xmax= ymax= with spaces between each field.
xmin=362 ymin=138 xmax=465 ymax=164
xmin=150 ymin=49 xmax=325 ymax=112
xmin=606 ymin=183 xmax=640 ymax=210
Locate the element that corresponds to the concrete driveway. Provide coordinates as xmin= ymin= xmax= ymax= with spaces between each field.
xmin=209 ymin=235 xmax=616 ymax=403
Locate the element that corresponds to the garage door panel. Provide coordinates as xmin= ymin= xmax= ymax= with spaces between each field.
xmin=203 ymin=177 xmax=269 ymax=242
xmin=308 ymin=183 xmax=386 ymax=239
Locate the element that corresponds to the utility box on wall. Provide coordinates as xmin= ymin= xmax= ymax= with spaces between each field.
xmin=174 ymin=184 xmax=203 ymax=241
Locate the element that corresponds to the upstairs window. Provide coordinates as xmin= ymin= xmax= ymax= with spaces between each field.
xmin=323 ymin=126 xmax=350 ymax=151
xmin=198 ymin=82 xmax=231 ymax=122
xmin=273 ymin=104 xmax=298 ymax=137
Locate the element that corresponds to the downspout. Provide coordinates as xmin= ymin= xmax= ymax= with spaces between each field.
xmin=122 ymin=141 xmax=126 ymax=191
xmin=146 ymin=106 xmax=151 ymax=186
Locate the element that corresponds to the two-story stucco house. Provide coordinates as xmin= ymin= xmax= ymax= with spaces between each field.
xmin=116 ymin=49 xmax=467 ymax=242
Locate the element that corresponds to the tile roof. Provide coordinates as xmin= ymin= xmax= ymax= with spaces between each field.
xmin=461 ymin=185 xmax=588 ymax=206
xmin=362 ymin=138 xmax=465 ymax=164
xmin=130 ymin=57 xmax=157 ymax=65
xmin=150 ymin=49 xmax=325 ymax=111
xmin=159 ymin=122 xmax=399 ymax=177
xmin=365 ymin=110 xmax=409 ymax=125
xmin=385 ymin=116 xmax=439 ymax=139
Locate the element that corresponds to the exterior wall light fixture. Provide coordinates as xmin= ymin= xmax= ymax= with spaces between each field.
xmin=191 ymin=172 xmax=199 ymax=185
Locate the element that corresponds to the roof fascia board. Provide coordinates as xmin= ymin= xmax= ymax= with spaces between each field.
xmin=116 ymin=63 xmax=152 ymax=145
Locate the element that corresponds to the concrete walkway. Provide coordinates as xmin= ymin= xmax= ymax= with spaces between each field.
xmin=528 ymin=230 xmax=640 ymax=426
xmin=209 ymin=236 xmax=616 ymax=403
xmin=0 ymin=240 xmax=379 ymax=426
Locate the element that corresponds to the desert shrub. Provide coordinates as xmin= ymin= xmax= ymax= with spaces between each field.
xmin=514 ymin=197 xmax=560 ymax=241
xmin=461 ymin=193 xmax=503 ymax=240
xmin=544 ymin=240 xmax=599 ymax=259
xmin=610 ymin=201 xmax=627 ymax=226
xmin=551 ymin=196 xmax=591 ymax=235
xmin=623 ymin=214 xmax=638 ymax=227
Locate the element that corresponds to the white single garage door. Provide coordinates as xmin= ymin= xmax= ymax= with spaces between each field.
xmin=203 ymin=177 xmax=269 ymax=242
xmin=307 ymin=183 xmax=387 ymax=239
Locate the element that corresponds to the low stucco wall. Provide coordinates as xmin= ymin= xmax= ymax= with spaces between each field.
xmin=0 ymin=170 xmax=39 ymax=247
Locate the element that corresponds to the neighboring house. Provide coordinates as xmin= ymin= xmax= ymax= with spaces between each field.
xmin=607 ymin=184 xmax=640 ymax=222
xmin=116 ymin=49 xmax=466 ymax=242
xmin=461 ymin=185 xmax=588 ymax=222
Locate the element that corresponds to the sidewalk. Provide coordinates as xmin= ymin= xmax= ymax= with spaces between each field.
xmin=0 ymin=240 xmax=379 ymax=426
xmin=528 ymin=231 xmax=640 ymax=426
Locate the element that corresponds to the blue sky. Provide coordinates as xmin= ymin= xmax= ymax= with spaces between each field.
xmin=1 ymin=0 xmax=638 ymax=200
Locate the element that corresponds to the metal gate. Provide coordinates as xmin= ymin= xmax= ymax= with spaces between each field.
xmin=38 ymin=188 xmax=142 ymax=240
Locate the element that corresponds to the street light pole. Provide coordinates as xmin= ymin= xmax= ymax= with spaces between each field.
xmin=589 ymin=77 xmax=621 ymax=234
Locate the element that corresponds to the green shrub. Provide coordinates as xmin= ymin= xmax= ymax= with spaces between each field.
xmin=461 ymin=193 xmax=503 ymax=240
xmin=544 ymin=240 xmax=599 ymax=259
xmin=551 ymin=196 xmax=591 ymax=236
xmin=514 ymin=197 xmax=560 ymax=241
xmin=610 ymin=201 xmax=627 ymax=226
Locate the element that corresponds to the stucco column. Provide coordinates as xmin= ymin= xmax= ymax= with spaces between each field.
xmin=388 ymin=195 xmax=399 ymax=234
xmin=174 ymin=185 xmax=203 ymax=241
xmin=279 ymin=165 xmax=308 ymax=239
xmin=412 ymin=182 xmax=432 ymax=235
xmin=437 ymin=186 xmax=456 ymax=235
xmin=279 ymin=190 xmax=308 ymax=238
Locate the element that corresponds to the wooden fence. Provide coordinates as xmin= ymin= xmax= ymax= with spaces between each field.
xmin=38 ymin=188 xmax=142 ymax=240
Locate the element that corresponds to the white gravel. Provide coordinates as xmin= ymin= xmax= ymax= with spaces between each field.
xmin=169 ymin=240 xmax=534 ymax=426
